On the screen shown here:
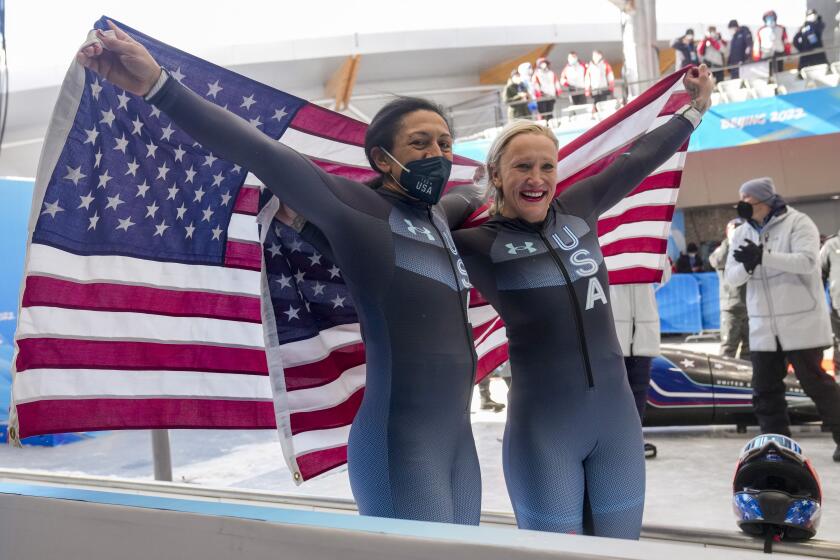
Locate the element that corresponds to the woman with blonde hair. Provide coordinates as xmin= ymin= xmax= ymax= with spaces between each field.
xmin=451 ymin=66 xmax=713 ymax=538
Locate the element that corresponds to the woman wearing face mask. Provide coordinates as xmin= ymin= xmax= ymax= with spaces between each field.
xmin=78 ymin=21 xmax=482 ymax=524
xmin=452 ymin=67 xmax=714 ymax=538
xmin=754 ymin=10 xmax=791 ymax=73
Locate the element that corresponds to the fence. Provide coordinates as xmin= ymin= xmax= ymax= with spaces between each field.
xmin=656 ymin=272 xmax=720 ymax=334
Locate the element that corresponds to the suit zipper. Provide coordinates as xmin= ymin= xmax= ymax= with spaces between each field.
xmin=539 ymin=231 xmax=595 ymax=388
xmin=428 ymin=208 xmax=477 ymax=405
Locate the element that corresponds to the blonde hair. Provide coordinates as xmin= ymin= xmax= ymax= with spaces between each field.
xmin=486 ymin=120 xmax=559 ymax=214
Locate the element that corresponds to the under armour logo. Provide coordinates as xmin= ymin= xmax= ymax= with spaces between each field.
xmin=506 ymin=242 xmax=537 ymax=255
xmin=404 ymin=219 xmax=435 ymax=241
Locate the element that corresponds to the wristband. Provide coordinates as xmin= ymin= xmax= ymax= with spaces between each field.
xmin=675 ymin=104 xmax=703 ymax=129
xmin=143 ymin=68 xmax=169 ymax=101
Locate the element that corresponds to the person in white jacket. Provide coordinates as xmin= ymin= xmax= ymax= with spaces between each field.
xmin=610 ymin=265 xmax=671 ymax=459
xmin=726 ymin=177 xmax=840 ymax=462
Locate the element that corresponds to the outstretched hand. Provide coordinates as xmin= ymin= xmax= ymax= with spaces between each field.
xmin=76 ymin=19 xmax=161 ymax=97
xmin=682 ymin=63 xmax=714 ymax=114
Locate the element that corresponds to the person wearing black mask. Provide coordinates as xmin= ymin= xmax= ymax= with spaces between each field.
xmin=726 ymin=19 xmax=753 ymax=79
xmin=672 ymin=29 xmax=700 ymax=70
xmin=727 ymin=177 xmax=840 ymax=463
xmin=794 ymin=9 xmax=829 ymax=70
xmin=79 ymin=20 xmax=486 ymax=524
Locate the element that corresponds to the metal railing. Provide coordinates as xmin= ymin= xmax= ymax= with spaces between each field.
xmin=449 ymin=42 xmax=840 ymax=141
xmin=2 ymin=469 xmax=839 ymax=558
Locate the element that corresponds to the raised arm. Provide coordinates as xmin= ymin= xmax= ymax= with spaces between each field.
xmin=557 ymin=65 xmax=713 ymax=219
xmin=78 ymin=21 xmax=362 ymax=233
xmin=556 ymin=115 xmax=694 ymax=219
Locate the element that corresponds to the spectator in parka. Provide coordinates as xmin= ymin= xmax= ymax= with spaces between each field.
xmin=820 ymin=232 xmax=840 ymax=374
xmin=726 ymin=177 xmax=840 ymax=462
xmin=709 ymin=218 xmax=750 ymax=359
xmin=504 ymin=70 xmax=531 ymax=120
xmin=698 ymin=26 xmax=727 ymax=82
xmin=560 ymin=51 xmax=587 ymax=104
xmin=584 ymin=50 xmax=615 ymax=103
xmin=754 ymin=10 xmax=791 ymax=73
xmin=673 ymin=28 xmax=701 ymax=70
xmin=727 ymin=19 xmax=753 ymax=78
xmin=610 ymin=265 xmax=672 ymax=459
xmin=531 ymin=57 xmax=561 ymax=120
xmin=676 ymin=242 xmax=705 ymax=272
xmin=794 ymin=9 xmax=829 ymax=70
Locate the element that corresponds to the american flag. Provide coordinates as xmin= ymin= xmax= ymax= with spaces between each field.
xmin=10 ymin=17 xmax=690 ymax=483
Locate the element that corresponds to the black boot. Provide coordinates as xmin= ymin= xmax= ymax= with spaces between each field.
xmin=480 ymin=397 xmax=505 ymax=412
xmin=833 ymin=445 xmax=840 ymax=463
xmin=644 ymin=442 xmax=657 ymax=459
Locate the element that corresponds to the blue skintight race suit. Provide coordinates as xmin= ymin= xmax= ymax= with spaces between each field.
xmin=453 ymin=115 xmax=695 ymax=538
xmin=148 ymin=73 xmax=482 ymax=523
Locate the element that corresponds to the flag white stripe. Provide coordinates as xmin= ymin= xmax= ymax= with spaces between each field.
xmin=467 ymin=303 xmax=500 ymax=327
xmin=605 ymin=252 xmax=667 ymax=271
xmin=227 ymin=212 xmax=259 ymax=243
xmin=292 ymin=425 xmax=352 ymax=456
xmin=475 ymin=326 xmax=508 ymax=357
xmin=287 ymin=364 xmax=366 ymax=413
xmin=17 ymin=307 xmax=265 ymax=348
xmin=281 ymin=128 xmax=476 ymax=181
xmin=13 ymin=369 xmax=273 ymax=403
xmin=598 ymin=220 xmax=671 ymax=247
xmin=599 ymin=187 xmax=679 ymax=219
xmin=555 ymin=83 xmax=679 ymax=181
xmin=281 ymin=127 xmax=369 ymax=168
xmin=27 ymin=244 xmax=261 ymax=296
xmin=279 ymin=323 xmax=363 ymax=370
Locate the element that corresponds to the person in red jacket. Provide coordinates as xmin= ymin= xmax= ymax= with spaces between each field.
xmin=698 ymin=25 xmax=727 ymax=82
xmin=531 ymin=57 xmax=562 ymax=120
xmin=754 ymin=10 xmax=791 ymax=73
xmin=584 ymin=50 xmax=615 ymax=103
xmin=560 ymin=51 xmax=587 ymax=104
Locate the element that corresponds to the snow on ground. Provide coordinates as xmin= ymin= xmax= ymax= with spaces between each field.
xmin=2 ymin=339 xmax=840 ymax=542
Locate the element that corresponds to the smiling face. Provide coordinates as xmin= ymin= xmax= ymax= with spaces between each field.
xmin=491 ymin=132 xmax=558 ymax=224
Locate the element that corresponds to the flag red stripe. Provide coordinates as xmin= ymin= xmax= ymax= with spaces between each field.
xmin=224 ymin=240 xmax=261 ymax=270
xmin=598 ymin=205 xmax=676 ymax=236
xmin=291 ymin=104 xmax=367 ymax=147
xmin=310 ymin=158 xmax=378 ymax=183
xmin=601 ymin=237 xmax=669 ymax=257
xmin=283 ymin=342 xmax=366 ymax=391
xmin=628 ymin=171 xmax=682 ymax=195
xmin=658 ymin=91 xmax=692 ymax=116
xmin=15 ymin=398 xmax=277 ymax=439
xmin=295 ymin=445 xmax=348 ymax=481
xmin=15 ymin=338 xmax=268 ymax=375
xmin=557 ymin=67 xmax=690 ymax=161
xmin=21 ymin=276 xmax=262 ymax=323
xmin=608 ymin=267 xmax=665 ymax=284
xmin=475 ymin=344 xmax=509 ymax=383
xmin=289 ymin=387 xmax=364 ymax=435
xmin=233 ymin=187 xmax=260 ymax=215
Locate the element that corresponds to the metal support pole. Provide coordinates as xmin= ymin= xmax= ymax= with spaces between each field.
xmin=620 ymin=0 xmax=658 ymax=98
xmin=151 ymin=429 xmax=173 ymax=482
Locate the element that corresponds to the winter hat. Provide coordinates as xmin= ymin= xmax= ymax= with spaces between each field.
xmin=740 ymin=177 xmax=786 ymax=209
xmin=728 ymin=19 xmax=739 ymax=28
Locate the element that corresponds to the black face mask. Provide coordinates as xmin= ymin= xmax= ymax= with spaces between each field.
xmin=382 ymin=148 xmax=452 ymax=205
xmin=736 ymin=200 xmax=754 ymax=220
